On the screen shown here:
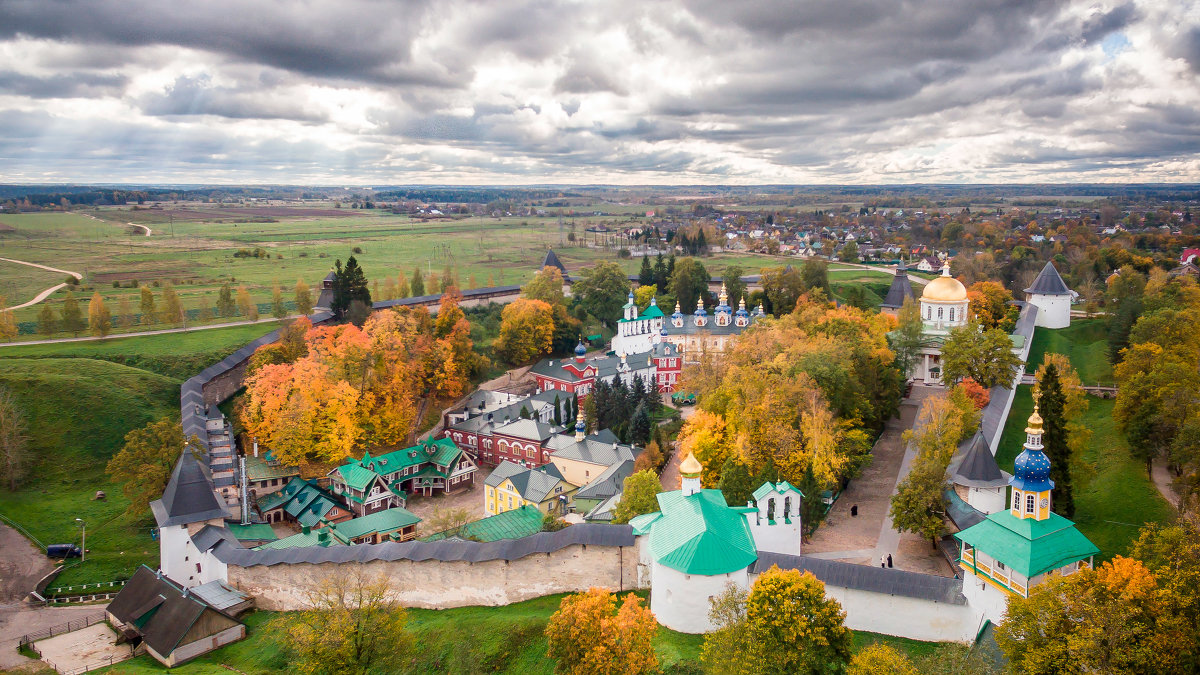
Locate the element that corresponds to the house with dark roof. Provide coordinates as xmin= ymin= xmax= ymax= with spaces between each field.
xmin=106 ymin=565 xmax=245 ymax=667
xmin=151 ymin=450 xmax=233 ymax=587
xmin=484 ymin=460 xmax=576 ymax=516
xmin=948 ymin=432 xmax=1012 ymax=517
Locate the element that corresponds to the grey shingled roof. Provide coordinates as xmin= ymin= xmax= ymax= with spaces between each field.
xmin=150 ymin=451 xmax=228 ymax=528
xmin=484 ymin=460 xmax=566 ymax=502
xmin=192 ymin=524 xmax=243 ymax=552
xmin=210 ymin=523 xmax=635 ymax=566
xmin=752 ymin=552 xmax=967 ymax=605
xmin=574 ymin=458 xmax=636 ymax=501
xmin=880 ymin=267 xmax=917 ymax=309
xmin=493 ymin=418 xmax=556 ymax=442
xmin=541 ymin=249 xmax=568 ymax=275
xmin=945 ymin=488 xmax=986 ymax=530
xmin=546 ymin=435 xmax=638 ymax=467
xmin=950 ymin=432 xmax=1011 ymax=488
xmin=1024 ymin=261 xmax=1071 ymax=296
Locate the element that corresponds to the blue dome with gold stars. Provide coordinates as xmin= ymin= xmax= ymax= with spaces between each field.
xmin=1010 ymin=408 xmax=1055 ymax=492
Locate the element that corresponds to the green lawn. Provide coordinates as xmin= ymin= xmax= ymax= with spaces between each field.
xmin=1024 ymin=319 xmax=1113 ymax=386
xmin=0 ymin=320 xmax=287 ymax=378
xmin=0 ymin=359 xmax=179 ymax=589
xmin=99 ymin=593 xmax=947 ymax=674
xmin=995 ymin=386 xmax=1173 ymax=560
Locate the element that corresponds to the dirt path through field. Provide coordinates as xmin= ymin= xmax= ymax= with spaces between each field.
xmin=0 ymin=257 xmax=83 ymax=311
xmin=80 ymin=211 xmax=151 ymax=236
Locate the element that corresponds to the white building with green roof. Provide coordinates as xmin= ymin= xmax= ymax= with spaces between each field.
xmin=630 ymin=452 xmax=769 ymax=633
xmin=612 ymin=291 xmax=665 ymax=355
xmin=954 ymin=407 xmax=1098 ymax=623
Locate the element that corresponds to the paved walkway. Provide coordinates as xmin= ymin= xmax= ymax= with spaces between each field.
xmin=1151 ymin=459 xmax=1182 ymax=510
xmin=0 ymin=315 xmax=295 ymax=347
xmin=0 ymin=257 xmax=83 ymax=311
xmin=805 ymin=385 xmax=953 ymax=575
xmin=0 ymin=604 xmax=101 ymax=671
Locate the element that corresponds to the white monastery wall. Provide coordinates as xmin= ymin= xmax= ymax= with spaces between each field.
xmin=226 ymin=541 xmax=645 ymax=611
xmin=815 ymin=581 xmax=982 ymax=643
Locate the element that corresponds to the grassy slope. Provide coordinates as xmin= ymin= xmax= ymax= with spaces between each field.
xmin=101 ymin=595 xmax=942 ymax=675
xmin=996 ymin=388 xmax=1172 ymax=561
xmin=0 ymin=321 xmax=285 ymax=378
xmin=0 ymin=359 xmax=179 ymax=587
xmin=1024 ymin=318 xmax=1112 ymax=385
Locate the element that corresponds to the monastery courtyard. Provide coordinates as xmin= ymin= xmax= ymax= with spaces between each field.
xmin=805 ymin=384 xmax=955 ymax=577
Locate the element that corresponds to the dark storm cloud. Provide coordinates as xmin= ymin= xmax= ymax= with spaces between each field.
xmin=1081 ymin=3 xmax=1139 ymax=43
xmin=0 ymin=0 xmax=450 ymax=86
xmin=0 ymin=71 xmax=126 ymax=98
xmin=139 ymin=75 xmax=329 ymax=122
xmin=0 ymin=0 xmax=1195 ymax=182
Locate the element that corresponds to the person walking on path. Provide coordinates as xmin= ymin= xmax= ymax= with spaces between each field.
xmin=880 ymin=555 xmax=886 ymax=568
xmin=887 ymin=554 xmax=893 ymax=568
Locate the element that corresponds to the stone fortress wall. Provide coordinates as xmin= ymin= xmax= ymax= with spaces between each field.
xmin=174 ymin=287 xmax=1042 ymax=645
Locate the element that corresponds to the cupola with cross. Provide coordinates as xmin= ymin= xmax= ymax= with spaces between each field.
xmin=1010 ymin=405 xmax=1053 ymax=521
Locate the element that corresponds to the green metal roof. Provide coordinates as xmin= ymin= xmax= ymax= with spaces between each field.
xmin=334 ymin=463 xmax=379 ymax=492
xmin=226 ymin=522 xmax=277 ymax=542
xmin=752 ymin=481 xmax=805 ymax=503
xmin=332 ymin=507 xmax=420 ymax=540
xmin=954 ymin=511 xmax=1099 ymax=578
xmin=255 ymin=527 xmax=347 ymax=550
xmin=640 ymin=304 xmax=665 ymax=319
xmin=424 ymin=505 xmax=545 ymax=543
xmin=243 ymin=454 xmax=300 ymax=482
xmin=363 ymin=437 xmax=462 ymax=475
xmin=645 ymin=489 xmax=758 ymax=575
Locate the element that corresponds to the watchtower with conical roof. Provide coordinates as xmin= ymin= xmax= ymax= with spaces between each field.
xmin=1024 ymin=261 xmax=1072 ymax=329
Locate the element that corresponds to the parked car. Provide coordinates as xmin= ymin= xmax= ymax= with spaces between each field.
xmin=46 ymin=544 xmax=82 ymax=559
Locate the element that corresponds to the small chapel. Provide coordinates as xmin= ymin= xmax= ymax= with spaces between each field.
xmin=954 ymin=407 xmax=1098 ymax=622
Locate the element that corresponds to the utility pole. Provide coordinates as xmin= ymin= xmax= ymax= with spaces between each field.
xmin=75 ymin=518 xmax=85 ymax=562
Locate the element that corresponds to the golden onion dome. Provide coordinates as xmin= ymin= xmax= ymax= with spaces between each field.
xmin=679 ymin=451 xmax=703 ymax=478
xmin=1025 ymin=405 xmax=1044 ymax=435
xmin=921 ymin=262 xmax=968 ymax=303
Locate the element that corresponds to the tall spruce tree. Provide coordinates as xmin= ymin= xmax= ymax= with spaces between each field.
xmin=630 ymin=401 xmax=652 ymax=445
xmin=1038 ymin=363 xmax=1074 ymax=517
xmin=638 ymin=256 xmax=655 ymax=286
xmin=332 ymin=256 xmax=372 ymax=321
xmin=653 ymin=253 xmax=668 ymax=290
xmin=553 ymin=394 xmax=562 ymax=426
xmin=216 ymin=283 xmax=235 ymax=317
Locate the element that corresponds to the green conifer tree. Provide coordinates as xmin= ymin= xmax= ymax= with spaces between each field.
xmin=1038 ymin=363 xmax=1074 ymax=517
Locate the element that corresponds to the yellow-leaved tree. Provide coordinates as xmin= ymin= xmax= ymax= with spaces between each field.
xmin=494 ymin=297 xmax=554 ymax=365
xmin=545 ymin=588 xmax=658 ymax=675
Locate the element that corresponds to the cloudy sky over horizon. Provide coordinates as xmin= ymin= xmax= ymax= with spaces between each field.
xmin=0 ymin=0 xmax=1198 ymax=185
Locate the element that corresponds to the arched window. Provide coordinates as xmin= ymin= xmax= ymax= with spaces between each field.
xmin=938 ymin=307 xmax=944 ymax=319
xmin=1013 ymin=492 xmax=1021 ymax=510
xmin=783 ymin=496 xmax=791 ymax=517
xmin=949 ymin=308 xmax=955 ymax=321
xmin=766 ymin=498 xmax=776 ymax=522
xmin=1026 ymin=494 xmax=1035 ymax=513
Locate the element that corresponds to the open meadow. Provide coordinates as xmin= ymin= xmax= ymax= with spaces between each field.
xmin=0 ymin=206 xmax=875 ymax=340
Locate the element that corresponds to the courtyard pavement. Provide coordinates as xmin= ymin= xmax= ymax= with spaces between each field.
xmin=805 ymin=384 xmax=956 ymax=576
xmin=33 ymin=622 xmax=133 ymax=673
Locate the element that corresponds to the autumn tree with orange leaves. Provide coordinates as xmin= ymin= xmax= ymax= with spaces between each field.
xmin=544 ymin=588 xmax=658 ymax=675
xmin=241 ymin=296 xmax=482 ymax=469
xmin=967 ymin=280 xmax=1015 ymax=330
xmin=677 ymin=295 xmax=899 ymax=530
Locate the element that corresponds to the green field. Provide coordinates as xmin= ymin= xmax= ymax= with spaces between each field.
xmin=1025 ymin=319 xmax=1113 ymax=385
xmin=995 ymin=387 xmax=1172 ymax=561
xmin=98 ymin=593 xmax=944 ymax=674
xmin=0 ymin=359 xmax=180 ymax=589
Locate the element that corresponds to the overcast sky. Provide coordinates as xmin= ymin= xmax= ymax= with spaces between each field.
xmin=0 ymin=0 xmax=1197 ymax=185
